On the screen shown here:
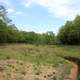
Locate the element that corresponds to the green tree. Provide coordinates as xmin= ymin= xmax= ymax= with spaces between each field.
xmin=58 ymin=15 xmax=80 ymax=44
xmin=0 ymin=5 xmax=56 ymax=45
xmin=0 ymin=20 xmax=8 ymax=43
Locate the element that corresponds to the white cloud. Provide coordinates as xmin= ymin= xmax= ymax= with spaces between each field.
xmin=7 ymin=8 xmax=24 ymax=16
xmin=17 ymin=24 xmax=58 ymax=34
xmin=0 ymin=0 xmax=12 ymax=7
xmin=0 ymin=0 xmax=10 ymax=5
xmin=25 ymin=1 xmax=31 ymax=7
xmin=24 ymin=0 xmax=80 ymax=20
xmin=15 ymin=12 xmax=23 ymax=15
xmin=22 ymin=0 xmax=32 ymax=7
xmin=7 ymin=8 xmax=14 ymax=13
xmin=1 ymin=0 xmax=80 ymax=20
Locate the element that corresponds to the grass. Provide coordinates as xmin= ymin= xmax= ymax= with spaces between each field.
xmin=0 ymin=44 xmax=79 ymax=64
xmin=0 ymin=44 xmax=66 ymax=64
xmin=0 ymin=44 xmax=78 ymax=74
xmin=0 ymin=44 xmax=79 ymax=80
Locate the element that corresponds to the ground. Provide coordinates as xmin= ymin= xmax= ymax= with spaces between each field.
xmin=69 ymin=62 xmax=78 ymax=80
xmin=0 ymin=60 xmax=72 ymax=80
xmin=0 ymin=44 xmax=79 ymax=80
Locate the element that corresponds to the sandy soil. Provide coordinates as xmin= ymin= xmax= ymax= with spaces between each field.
xmin=0 ymin=60 xmax=57 ymax=80
xmin=0 ymin=59 xmax=74 ymax=80
xmin=64 ymin=62 xmax=78 ymax=80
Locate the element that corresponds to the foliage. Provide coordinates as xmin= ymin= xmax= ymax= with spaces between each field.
xmin=0 ymin=5 xmax=55 ymax=45
xmin=1 ymin=5 xmax=80 ymax=45
xmin=58 ymin=15 xmax=80 ymax=44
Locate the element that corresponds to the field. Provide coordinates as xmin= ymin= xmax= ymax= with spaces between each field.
xmin=0 ymin=44 xmax=79 ymax=80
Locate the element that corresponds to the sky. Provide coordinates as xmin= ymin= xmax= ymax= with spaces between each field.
xmin=0 ymin=0 xmax=80 ymax=34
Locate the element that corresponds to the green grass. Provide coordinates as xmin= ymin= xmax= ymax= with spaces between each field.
xmin=0 ymin=44 xmax=80 ymax=63
xmin=0 ymin=44 xmax=64 ymax=64
xmin=54 ymin=45 xmax=80 ymax=58
xmin=0 ymin=44 xmax=79 ymax=80
xmin=0 ymin=44 xmax=79 ymax=65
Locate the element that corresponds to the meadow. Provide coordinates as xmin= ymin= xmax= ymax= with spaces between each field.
xmin=0 ymin=44 xmax=80 ymax=62
xmin=0 ymin=44 xmax=79 ymax=80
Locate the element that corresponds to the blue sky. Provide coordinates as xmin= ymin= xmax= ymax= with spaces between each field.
xmin=0 ymin=0 xmax=80 ymax=34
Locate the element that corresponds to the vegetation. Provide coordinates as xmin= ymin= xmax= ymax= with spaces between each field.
xmin=1 ymin=5 xmax=80 ymax=45
xmin=0 ymin=5 xmax=80 ymax=80
xmin=0 ymin=44 xmax=79 ymax=64
xmin=0 ymin=44 xmax=74 ymax=80
xmin=58 ymin=15 xmax=80 ymax=45
xmin=0 ymin=5 xmax=56 ymax=45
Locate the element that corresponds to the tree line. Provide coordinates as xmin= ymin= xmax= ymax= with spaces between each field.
xmin=0 ymin=5 xmax=55 ymax=45
xmin=0 ymin=5 xmax=80 ymax=45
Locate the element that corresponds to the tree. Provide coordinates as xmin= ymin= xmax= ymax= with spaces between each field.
xmin=0 ymin=20 xmax=8 ymax=43
xmin=7 ymin=24 xmax=19 ymax=43
xmin=0 ymin=5 xmax=12 ymax=24
xmin=0 ymin=5 xmax=18 ymax=43
xmin=0 ymin=5 xmax=56 ymax=45
xmin=58 ymin=15 xmax=80 ymax=45
xmin=39 ymin=32 xmax=55 ymax=45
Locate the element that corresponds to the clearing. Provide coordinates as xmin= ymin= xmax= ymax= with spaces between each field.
xmin=0 ymin=44 xmax=79 ymax=80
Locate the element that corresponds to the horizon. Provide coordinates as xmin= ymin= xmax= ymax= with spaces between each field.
xmin=0 ymin=0 xmax=80 ymax=34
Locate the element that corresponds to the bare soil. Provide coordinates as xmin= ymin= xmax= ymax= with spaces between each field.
xmin=64 ymin=62 xmax=78 ymax=80
xmin=0 ymin=60 xmax=57 ymax=80
xmin=0 ymin=59 xmax=74 ymax=80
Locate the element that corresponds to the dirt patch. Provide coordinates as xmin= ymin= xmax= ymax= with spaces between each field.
xmin=69 ymin=62 xmax=78 ymax=80
xmin=0 ymin=60 xmax=57 ymax=80
xmin=0 ymin=59 xmax=72 ymax=80
xmin=64 ymin=62 xmax=78 ymax=80
xmin=63 ymin=57 xmax=80 ymax=80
